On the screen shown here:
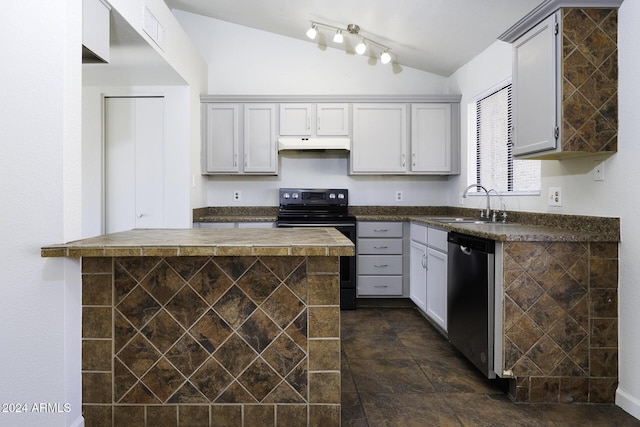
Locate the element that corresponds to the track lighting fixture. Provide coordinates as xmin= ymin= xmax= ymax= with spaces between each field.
xmin=305 ymin=21 xmax=393 ymax=65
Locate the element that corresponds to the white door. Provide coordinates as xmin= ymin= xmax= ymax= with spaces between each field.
xmin=105 ymin=97 xmax=164 ymax=233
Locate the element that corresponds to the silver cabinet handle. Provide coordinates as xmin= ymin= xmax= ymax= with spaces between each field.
xmin=373 ymin=245 xmax=388 ymax=249
xmin=421 ymin=254 xmax=427 ymax=268
xmin=373 ymin=229 xmax=388 ymax=232
xmin=373 ymin=264 xmax=388 ymax=268
xmin=374 ymin=285 xmax=389 ymax=288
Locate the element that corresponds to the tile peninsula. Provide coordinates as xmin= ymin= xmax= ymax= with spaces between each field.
xmin=43 ymin=227 xmax=353 ymax=427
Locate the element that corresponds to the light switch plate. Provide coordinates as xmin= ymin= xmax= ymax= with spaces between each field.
xmin=548 ymin=187 xmax=562 ymax=206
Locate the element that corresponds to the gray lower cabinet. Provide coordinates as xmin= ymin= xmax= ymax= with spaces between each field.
xmin=410 ymin=222 xmax=448 ymax=332
xmin=357 ymin=221 xmax=405 ymax=297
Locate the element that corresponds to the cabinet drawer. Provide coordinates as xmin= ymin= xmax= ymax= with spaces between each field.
xmin=358 ymin=222 xmax=403 ymax=238
xmin=428 ymin=227 xmax=448 ymax=252
xmin=357 ymin=238 xmax=403 ymax=255
xmin=410 ymin=223 xmax=428 ymax=244
xmin=357 ymin=276 xmax=403 ymax=296
xmin=357 ymin=255 xmax=403 ymax=275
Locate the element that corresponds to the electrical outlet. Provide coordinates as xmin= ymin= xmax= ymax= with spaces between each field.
xmin=548 ymin=187 xmax=562 ymax=206
xmin=233 ymin=190 xmax=241 ymax=202
xmin=594 ymin=160 xmax=605 ymax=181
xmin=395 ymin=191 xmax=403 ymax=202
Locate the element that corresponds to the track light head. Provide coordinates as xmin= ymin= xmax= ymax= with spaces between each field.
xmin=306 ymin=24 xmax=317 ymax=40
xmin=333 ymin=29 xmax=343 ymax=44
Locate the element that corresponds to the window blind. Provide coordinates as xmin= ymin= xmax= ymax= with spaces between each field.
xmin=476 ymin=84 xmax=540 ymax=193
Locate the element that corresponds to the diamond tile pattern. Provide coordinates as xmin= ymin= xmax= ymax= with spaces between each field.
xmin=114 ymin=256 xmax=309 ymax=404
xmin=503 ymin=241 xmax=619 ymax=403
xmin=561 ymin=8 xmax=618 ymax=154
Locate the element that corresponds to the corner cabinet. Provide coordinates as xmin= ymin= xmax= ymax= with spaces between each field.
xmin=202 ymin=103 xmax=277 ymax=175
xmin=505 ymin=5 xmax=619 ymax=159
xmin=350 ymin=101 xmax=459 ymax=175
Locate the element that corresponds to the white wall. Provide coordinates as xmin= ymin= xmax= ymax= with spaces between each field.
xmin=448 ymin=3 xmax=640 ymax=419
xmin=0 ymin=2 xmax=83 ymax=426
xmin=174 ymin=10 xmax=453 ymax=207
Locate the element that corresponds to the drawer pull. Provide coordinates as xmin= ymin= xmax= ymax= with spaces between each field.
xmin=373 ymin=245 xmax=388 ymax=249
xmin=374 ymin=285 xmax=389 ymax=288
xmin=373 ymin=264 xmax=388 ymax=268
xmin=373 ymin=229 xmax=388 ymax=232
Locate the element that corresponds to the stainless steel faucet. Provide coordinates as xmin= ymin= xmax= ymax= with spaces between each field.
xmin=462 ymin=184 xmax=491 ymax=219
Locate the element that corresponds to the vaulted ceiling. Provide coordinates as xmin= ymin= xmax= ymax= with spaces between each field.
xmin=163 ymin=0 xmax=543 ymax=76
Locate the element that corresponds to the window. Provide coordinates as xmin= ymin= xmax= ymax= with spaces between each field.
xmin=472 ymin=82 xmax=540 ymax=194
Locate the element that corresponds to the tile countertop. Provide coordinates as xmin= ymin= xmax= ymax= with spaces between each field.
xmin=192 ymin=206 xmax=620 ymax=243
xmin=41 ymin=227 xmax=354 ymax=258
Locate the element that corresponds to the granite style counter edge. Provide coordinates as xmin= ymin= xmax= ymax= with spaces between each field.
xmin=41 ymin=228 xmax=354 ymax=258
xmin=192 ymin=206 xmax=620 ymax=243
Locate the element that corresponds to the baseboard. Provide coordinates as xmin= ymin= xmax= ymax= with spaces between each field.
xmin=616 ymin=387 xmax=640 ymax=421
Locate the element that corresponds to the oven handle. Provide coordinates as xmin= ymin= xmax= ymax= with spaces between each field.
xmin=277 ymin=222 xmax=356 ymax=228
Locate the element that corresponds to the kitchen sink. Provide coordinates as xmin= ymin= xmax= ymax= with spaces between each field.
xmin=429 ymin=217 xmax=517 ymax=225
xmin=430 ymin=217 xmax=491 ymax=224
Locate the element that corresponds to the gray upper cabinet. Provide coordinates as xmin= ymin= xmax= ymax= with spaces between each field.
xmin=512 ymin=13 xmax=559 ymax=157
xmin=504 ymin=4 xmax=620 ymax=159
xmin=279 ymin=103 xmax=349 ymax=136
xmin=351 ymin=102 xmax=459 ymax=175
xmin=202 ymin=103 xmax=277 ymax=175
xmin=351 ymin=103 xmax=408 ymax=174
xmin=411 ymin=103 xmax=457 ymax=174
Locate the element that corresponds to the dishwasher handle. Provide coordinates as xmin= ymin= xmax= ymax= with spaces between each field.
xmin=448 ymin=231 xmax=495 ymax=254
xmin=459 ymin=245 xmax=473 ymax=255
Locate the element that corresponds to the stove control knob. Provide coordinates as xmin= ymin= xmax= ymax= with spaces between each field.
xmin=283 ymin=193 xmax=290 ymax=199
xmin=338 ymin=193 xmax=345 ymax=199
xmin=329 ymin=193 xmax=336 ymax=199
xmin=292 ymin=193 xmax=299 ymax=199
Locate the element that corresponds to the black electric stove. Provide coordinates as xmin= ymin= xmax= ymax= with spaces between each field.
xmin=276 ymin=188 xmax=357 ymax=309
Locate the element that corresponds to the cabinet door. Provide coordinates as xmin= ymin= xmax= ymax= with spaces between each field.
xmin=512 ymin=12 xmax=559 ymax=156
xmin=426 ymin=247 xmax=447 ymax=331
xmin=411 ymin=103 xmax=452 ymax=173
xmin=316 ymin=103 xmax=349 ymax=136
xmin=244 ymin=104 xmax=277 ymax=174
xmin=351 ymin=103 xmax=407 ymax=173
xmin=203 ymin=104 xmax=240 ymax=173
xmin=410 ymin=240 xmax=427 ymax=312
xmin=279 ymin=103 xmax=313 ymax=136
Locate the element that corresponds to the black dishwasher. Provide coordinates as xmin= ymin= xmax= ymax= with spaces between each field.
xmin=447 ymin=232 xmax=496 ymax=378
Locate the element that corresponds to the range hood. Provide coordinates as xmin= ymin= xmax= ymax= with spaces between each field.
xmin=278 ymin=137 xmax=351 ymax=151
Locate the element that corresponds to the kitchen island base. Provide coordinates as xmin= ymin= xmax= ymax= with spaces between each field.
xmin=81 ymin=255 xmax=341 ymax=427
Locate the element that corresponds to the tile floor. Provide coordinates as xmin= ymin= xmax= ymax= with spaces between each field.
xmin=341 ymin=302 xmax=640 ymax=427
